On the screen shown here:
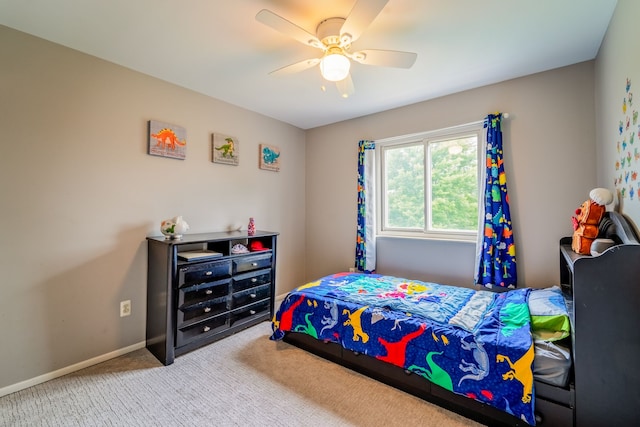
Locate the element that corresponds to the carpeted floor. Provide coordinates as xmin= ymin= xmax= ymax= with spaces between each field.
xmin=0 ymin=322 xmax=484 ymax=426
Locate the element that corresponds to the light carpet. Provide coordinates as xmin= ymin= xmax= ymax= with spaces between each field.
xmin=0 ymin=322 xmax=484 ymax=426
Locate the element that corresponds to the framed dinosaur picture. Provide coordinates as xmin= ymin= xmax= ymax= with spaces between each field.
xmin=148 ymin=120 xmax=187 ymax=160
xmin=211 ymin=133 xmax=239 ymax=166
xmin=259 ymin=143 xmax=281 ymax=172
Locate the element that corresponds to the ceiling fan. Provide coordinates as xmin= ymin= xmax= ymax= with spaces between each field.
xmin=255 ymin=0 xmax=417 ymax=98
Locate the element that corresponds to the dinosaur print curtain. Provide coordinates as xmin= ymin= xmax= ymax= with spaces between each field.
xmin=355 ymin=140 xmax=376 ymax=273
xmin=474 ymin=113 xmax=517 ymax=289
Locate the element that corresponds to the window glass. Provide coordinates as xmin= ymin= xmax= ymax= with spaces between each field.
xmin=429 ymin=135 xmax=478 ymax=232
xmin=383 ymin=143 xmax=424 ymax=230
xmin=377 ymin=123 xmax=483 ymax=241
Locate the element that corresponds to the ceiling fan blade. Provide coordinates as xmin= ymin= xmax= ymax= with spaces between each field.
xmin=269 ymin=58 xmax=321 ymax=76
xmin=340 ymin=0 xmax=389 ymax=44
xmin=351 ymin=49 xmax=417 ymax=68
xmin=256 ymin=9 xmax=323 ymax=49
xmin=336 ymin=73 xmax=355 ymax=98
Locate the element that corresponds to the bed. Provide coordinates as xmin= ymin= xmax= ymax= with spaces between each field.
xmin=271 ymin=273 xmax=573 ymax=426
xmin=270 ymin=211 xmax=640 ymax=426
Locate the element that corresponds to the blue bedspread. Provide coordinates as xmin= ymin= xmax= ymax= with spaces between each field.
xmin=271 ymin=273 xmax=535 ymax=425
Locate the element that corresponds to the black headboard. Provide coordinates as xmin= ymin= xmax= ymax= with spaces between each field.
xmin=599 ymin=211 xmax=640 ymax=245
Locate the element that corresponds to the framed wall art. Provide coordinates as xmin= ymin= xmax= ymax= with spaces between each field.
xmin=148 ymin=120 xmax=187 ymax=160
xmin=259 ymin=143 xmax=281 ymax=172
xmin=211 ymin=133 xmax=239 ymax=165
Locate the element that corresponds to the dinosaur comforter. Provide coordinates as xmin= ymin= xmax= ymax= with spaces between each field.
xmin=271 ymin=272 xmax=535 ymax=425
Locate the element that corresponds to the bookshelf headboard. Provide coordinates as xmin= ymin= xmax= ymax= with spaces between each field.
xmin=601 ymin=211 xmax=640 ymax=245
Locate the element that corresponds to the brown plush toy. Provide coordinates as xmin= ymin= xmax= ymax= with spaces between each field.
xmin=571 ymin=188 xmax=614 ymax=254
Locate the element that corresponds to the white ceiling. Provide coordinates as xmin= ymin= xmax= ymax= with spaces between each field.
xmin=0 ymin=0 xmax=618 ymax=130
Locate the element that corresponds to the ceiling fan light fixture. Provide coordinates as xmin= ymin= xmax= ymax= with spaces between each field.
xmin=336 ymin=74 xmax=355 ymax=98
xmin=320 ymin=52 xmax=351 ymax=82
xmin=257 ymin=2 xmax=418 ymax=96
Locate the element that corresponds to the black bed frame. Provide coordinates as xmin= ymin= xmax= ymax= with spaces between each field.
xmin=282 ymin=211 xmax=640 ymax=427
xmin=283 ymin=332 xmax=570 ymax=426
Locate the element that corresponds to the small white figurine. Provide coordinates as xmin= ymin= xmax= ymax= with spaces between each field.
xmin=160 ymin=216 xmax=190 ymax=239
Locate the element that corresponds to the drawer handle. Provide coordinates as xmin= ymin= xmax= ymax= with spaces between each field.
xmin=251 ymin=278 xmax=258 ymax=283
xmin=250 ymin=293 xmax=257 ymax=299
xmin=205 ymin=271 xmax=213 ymax=276
xmin=249 ymin=310 xmax=256 ymax=315
xmin=203 ymin=326 xmax=211 ymax=332
xmin=204 ymin=307 xmax=211 ymax=313
xmin=251 ymin=262 xmax=258 ymax=267
xmin=205 ymin=289 xmax=213 ymax=295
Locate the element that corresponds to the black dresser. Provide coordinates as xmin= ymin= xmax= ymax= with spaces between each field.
xmin=146 ymin=230 xmax=278 ymax=365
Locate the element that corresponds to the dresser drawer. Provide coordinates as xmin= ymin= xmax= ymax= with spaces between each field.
xmin=535 ymin=397 xmax=574 ymax=427
xmin=178 ymin=259 xmax=231 ymax=286
xmin=231 ymin=284 xmax=271 ymax=309
xmin=179 ymin=278 xmax=231 ymax=307
xmin=176 ymin=314 xmax=228 ymax=347
xmin=229 ymin=300 xmax=269 ymax=327
xmin=232 ymin=269 xmax=271 ymax=292
xmin=232 ymin=253 xmax=272 ymax=274
xmin=178 ymin=296 xmax=229 ymax=327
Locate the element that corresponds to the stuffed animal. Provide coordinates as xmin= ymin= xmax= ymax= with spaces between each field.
xmin=571 ymin=188 xmax=613 ymax=254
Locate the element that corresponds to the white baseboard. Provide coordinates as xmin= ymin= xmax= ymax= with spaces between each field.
xmin=0 ymin=340 xmax=146 ymax=398
xmin=1 ymin=297 xmax=289 ymax=398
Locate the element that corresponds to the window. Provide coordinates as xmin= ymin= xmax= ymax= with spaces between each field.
xmin=376 ymin=122 xmax=484 ymax=241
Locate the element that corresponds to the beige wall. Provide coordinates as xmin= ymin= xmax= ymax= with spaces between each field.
xmin=0 ymin=25 xmax=306 ymax=391
xmin=595 ymin=0 xmax=640 ymax=231
xmin=306 ymin=61 xmax=597 ymax=288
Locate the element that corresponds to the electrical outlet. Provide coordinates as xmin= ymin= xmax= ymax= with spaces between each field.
xmin=120 ymin=300 xmax=131 ymax=317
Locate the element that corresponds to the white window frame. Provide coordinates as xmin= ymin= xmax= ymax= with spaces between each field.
xmin=375 ymin=122 xmax=484 ymax=242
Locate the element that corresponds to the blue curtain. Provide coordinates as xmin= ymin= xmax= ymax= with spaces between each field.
xmin=474 ymin=113 xmax=517 ymax=289
xmin=355 ymin=140 xmax=376 ymax=273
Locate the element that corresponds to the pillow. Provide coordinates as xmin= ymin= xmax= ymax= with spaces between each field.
xmin=533 ymin=339 xmax=571 ymax=387
xmin=528 ymin=286 xmax=571 ymax=341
